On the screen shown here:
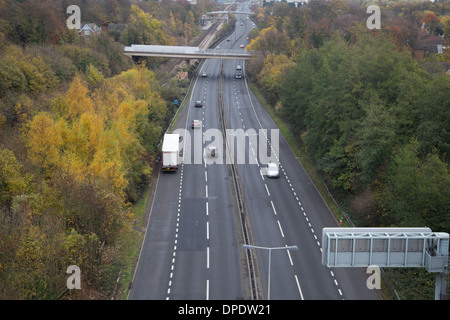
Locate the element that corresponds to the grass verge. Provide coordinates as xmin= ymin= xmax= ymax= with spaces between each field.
xmin=115 ymin=188 xmax=150 ymax=300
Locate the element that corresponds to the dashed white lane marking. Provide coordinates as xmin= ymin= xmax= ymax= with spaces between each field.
xmin=234 ymin=61 xmax=344 ymax=299
xmin=167 ymin=160 xmax=185 ymax=299
xmin=167 ymin=59 xmax=215 ymax=300
xmin=277 ymin=220 xmax=285 ymax=237
xmin=270 ymin=200 xmax=277 ymax=215
xmin=264 ymin=184 xmax=270 ymax=196
xmin=295 ymin=275 xmax=305 ymax=300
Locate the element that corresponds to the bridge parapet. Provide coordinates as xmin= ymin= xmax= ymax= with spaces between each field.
xmin=124 ymin=44 xmax=252 ymax=60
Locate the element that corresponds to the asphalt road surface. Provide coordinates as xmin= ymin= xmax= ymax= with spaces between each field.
xmin=128 ymin=4 xmax=380 ymax=301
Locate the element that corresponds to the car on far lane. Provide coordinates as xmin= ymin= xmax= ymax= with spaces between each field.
xmin=267 ymin=162 xmax=279 ymax=178
xmin=240 ymin=44 xmax=244 ymax=48
xmin=195 ymin=100 xmax=202 ymax=107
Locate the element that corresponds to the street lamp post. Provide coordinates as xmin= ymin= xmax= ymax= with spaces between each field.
xmin=243 ymin=244 xmax=298 ymax=300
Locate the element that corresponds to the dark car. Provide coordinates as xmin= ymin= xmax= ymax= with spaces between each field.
xmin=195 ymin=100 xmax=202 ymax=107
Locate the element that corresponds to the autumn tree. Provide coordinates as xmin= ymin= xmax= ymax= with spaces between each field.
xmin=120 ymin=5 xmax=175 ymax=46
xmin=0 ymin=0 xmax=180 ymax=299
xmin=25 ymin=112 xmax=63 ymax=168
xmin=0 ymin=148 xmax=32 ymax=208
xmin=247 ymin=26 xmax=291 ymax=58
xmin=422 ymin=12 xmax=442 ymax=36
xmin=257 ymin=54 xmax=295 ymax=105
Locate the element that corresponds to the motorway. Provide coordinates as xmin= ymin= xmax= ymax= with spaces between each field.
xmin=128 ymin=3 xmax=379 ymax=301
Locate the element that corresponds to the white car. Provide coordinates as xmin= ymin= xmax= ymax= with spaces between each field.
xmin=267 ymin=162 xmax=279 ymax=178
xmin=192 ymin=120 xmax=201 ymax=129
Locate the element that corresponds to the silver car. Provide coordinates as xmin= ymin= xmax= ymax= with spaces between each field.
xmin=267 ymin=162 xmax=279 ymax=178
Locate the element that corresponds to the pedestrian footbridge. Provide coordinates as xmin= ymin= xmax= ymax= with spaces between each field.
xmin=124 ymin=45 xmax=252 ymax=60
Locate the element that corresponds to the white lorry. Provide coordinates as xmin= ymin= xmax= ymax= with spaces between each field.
xmin=161 ymin=133 xmax=179 ymax=172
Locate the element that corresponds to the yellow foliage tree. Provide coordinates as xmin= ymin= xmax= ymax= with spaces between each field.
xmin=26 ymin=112 xmax=63 ymax=168
xmin=113 ymin=64 xmax=166 ymax=124
xmin=257 ymin=53 xmax=295 ymax=104
xmin=66 ymin=112 xmax=104 ymax=164
xmin=63 ymin=75 xmax=93 ymax=120
xmin=0 ymin=147 xmax=32 ymax=205
xmin=247 ymin=25 xmax=291 ymax=58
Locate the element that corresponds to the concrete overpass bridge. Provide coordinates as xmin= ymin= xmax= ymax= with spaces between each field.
xmin=201 ymin=10 xmax=252 ymax=23
xmin=206 ymin=10 xmax=253 ymax=15
xmin=124 ymin=44 xmax=252 ymax=60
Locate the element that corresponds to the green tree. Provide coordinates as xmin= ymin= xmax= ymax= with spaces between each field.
xmin=58 ymin=45 xmax=110 ymax=76
xmin=355 ymin=93 xmax=396 ymax=184
xmin=86 ymin=64 xmax=104 ymax=89
xmin=415 ymin=75 xmax=450 ymax=158
xmin=280 ymin=48 xmax=319 ymax=133
xmin=382 ymin=139 xmax=450 ymax=232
